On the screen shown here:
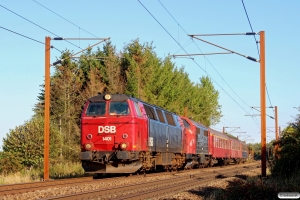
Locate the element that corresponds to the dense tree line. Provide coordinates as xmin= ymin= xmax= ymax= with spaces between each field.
xmin=1 ymin=39 xmax=221 ymax=171
xmin=271 ymin=107 xmax=300 ymax=177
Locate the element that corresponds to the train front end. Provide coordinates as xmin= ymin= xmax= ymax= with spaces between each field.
xmin=80 ymin=94 xmax=143 ymax=174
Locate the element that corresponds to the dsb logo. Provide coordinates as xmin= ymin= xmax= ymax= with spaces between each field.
xmin=98 ymin=126 xmax=116 ymax=134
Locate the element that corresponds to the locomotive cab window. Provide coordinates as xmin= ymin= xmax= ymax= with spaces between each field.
xmin=109 ymin=101 xmax=130 ymax=115
xmin=86 ymin=102 xmax=106 ymax=116
xmin=182 ymin=119 xmax=191 ymax=129
xmin=133 ymin=101 xmax=142 ymax=117
xmin=196 ymin=127 xmax=200 ymax=134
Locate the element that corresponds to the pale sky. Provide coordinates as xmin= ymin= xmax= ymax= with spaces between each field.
xmin=1 ymin=1 xmax=300 ymax=149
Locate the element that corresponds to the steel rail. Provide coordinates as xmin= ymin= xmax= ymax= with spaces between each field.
xmin=41 ymin=162 xmax=259 ymax=200
xmin=0 ymin=177 xmax=93 ymax=196
xmin=119 ymin=166 xmax=258 ymax=200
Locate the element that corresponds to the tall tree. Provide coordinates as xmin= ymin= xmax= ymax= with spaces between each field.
xmin=49 ymin=51 xmax=83 ymax=161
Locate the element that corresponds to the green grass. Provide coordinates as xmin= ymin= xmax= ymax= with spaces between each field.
xmin=0 ymin=162 xmax=86 ymax=185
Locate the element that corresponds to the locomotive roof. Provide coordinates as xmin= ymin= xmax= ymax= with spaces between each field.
xmin=88 ymin=93 xmax=130 ymax=102
xmin=190 ymin=119 xmax=208 ymax=130
xmin=88 ymin=93 xmax=177 ymax=115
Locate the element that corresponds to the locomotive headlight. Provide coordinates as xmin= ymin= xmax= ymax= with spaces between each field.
xmin=104 ymin=94 xmax=111 ymax=100
xmin=120 ymin=142 xmax=128 ymax=149
xmin=85 ymin=143 xmax=93 ymax=150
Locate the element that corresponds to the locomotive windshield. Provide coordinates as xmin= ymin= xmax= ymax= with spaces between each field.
xmin=109 ymin=101 xmax=130 ymax=115
xmin=86 ymin=102 xmax=106 ymax=116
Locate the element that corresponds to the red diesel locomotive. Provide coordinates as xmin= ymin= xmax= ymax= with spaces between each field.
xmin=80 ymin=93 xmax=248 ymax=174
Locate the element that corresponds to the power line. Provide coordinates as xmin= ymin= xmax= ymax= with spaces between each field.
xmin=155 ymin=0 xmax=260 ymax=130
xmin=266 ymin=84 xmax=275 ymax=114
xmin=0 ymin=4 xmax=82 ymax=50
xmin=241 ymin=0 xmax=260 ymax=57
xmin=33 ymin=0 xmax=101 ymax=39
xmin=0 ymin=26 xmax=62 ymax=53
xmin=240 ymin=1 xmax=275 ymax=115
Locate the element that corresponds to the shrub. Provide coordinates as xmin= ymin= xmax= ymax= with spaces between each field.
xmin=0 ymin=152 xmax=23 ymax=174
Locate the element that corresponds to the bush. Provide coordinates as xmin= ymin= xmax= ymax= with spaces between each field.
xmin=0 ymin=152 xmax=23 ymax=174
xmin=49 ymin=161 xmax=85 ymax=179
xmin=2 ymin=116 xmax=62 ymax=170
xmin=270 ymin=117 xmax=300 ymax=177
xmin=209 ymin=174 xmax=300 ymax=200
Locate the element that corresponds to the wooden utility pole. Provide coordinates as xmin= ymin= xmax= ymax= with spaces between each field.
xmin=260 ymin=31 xmax=266 ymax=177
xmin=44 ymin=36 xmax=51 ymax=181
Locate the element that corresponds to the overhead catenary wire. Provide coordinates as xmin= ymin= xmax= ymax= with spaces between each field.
xmin=32 ymin=0 xmax=102 ymax=39
xmin=241 ymin=0 xmax=260 ymax=57
xmin=0 ymin=4 xmax=82 ymax=50
xmin=241 ymin=1 xmax=275 ymax=115
xmin=156 ymin=0 xmax=260 ymax=130
xmin=0 ymin=26 xmax=62 ymax=53
xmin=266 ymin=84 xmax=275 ymax=114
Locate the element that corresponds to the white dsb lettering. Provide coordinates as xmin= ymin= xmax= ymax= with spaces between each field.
xmin=98 ymin=126 xmax=116 ymax=134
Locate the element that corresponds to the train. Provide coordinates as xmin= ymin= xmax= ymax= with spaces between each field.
xmin=80 ymin=93 xmax=248 ymax=174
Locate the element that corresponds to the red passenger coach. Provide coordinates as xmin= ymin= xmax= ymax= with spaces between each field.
xmin=209 ymin=128 xmax=245 ymax=165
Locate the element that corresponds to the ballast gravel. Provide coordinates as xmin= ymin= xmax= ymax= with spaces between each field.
xmin=3 ymin=164 xmax=260 ymax=200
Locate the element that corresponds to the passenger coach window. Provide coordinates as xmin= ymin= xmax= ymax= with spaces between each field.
xmin=86 ymin=102 xmax=106 ymax=116
xmin=165 ymin=113 xmax=176 ymax=126
xmin=156 ymin=109 xmax=166 ymax=123
xmin=109 ymin=101 xmax=130 ymax=115
xmin=204 ymin=130 xmax=208 ymax=136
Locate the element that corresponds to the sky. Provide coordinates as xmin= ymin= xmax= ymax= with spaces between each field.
xmin=1 ymin=1 xmax=300 ymax=149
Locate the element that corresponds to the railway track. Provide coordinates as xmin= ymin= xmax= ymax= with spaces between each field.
xmin=36 ymin=162 xmax=259 ymax=200
xmin=1 ymin=162 xmax=259 ymax=199
xmin=0 ymin=169 xmax=179 ymax=198
xmin=0 ymin=177 xmax=94 ymax=196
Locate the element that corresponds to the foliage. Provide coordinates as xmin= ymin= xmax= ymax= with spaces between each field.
xmin=247 ymin=142 xmax=262 ymax=160
xmin=271 ymin=109 xmax=300 ymax=177
xmin=0 ymin=152 xmax=23 ymax=174
xmin=49 ymin=161 xmax=85 ymax=179
xmin=2 ymin=116 xmax=62 ymax=172
xmin=121 ymin=39 xmax=222 ymax=126
xmin=0 ymin=162 xmax=85 ymax=184
xmin=208 ymin=173 xmax=300 ymax=200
